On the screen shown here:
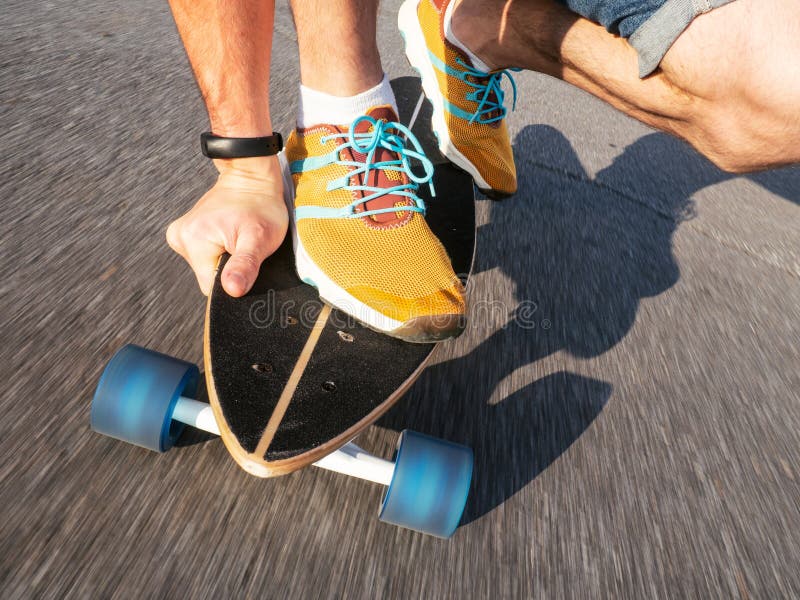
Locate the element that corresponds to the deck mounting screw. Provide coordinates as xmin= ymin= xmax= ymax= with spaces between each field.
xmin=322 ymin=381 xmax=337 ymax=392
xmin=252 ymin=362 xmax=273 ymax=374
xmin=337 ymin=331 xmax=354 ymax=342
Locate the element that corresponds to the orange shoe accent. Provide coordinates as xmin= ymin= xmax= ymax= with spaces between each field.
xmin=285 ymin=105 xmax=466 ymax=342
xmin=399 ymin=0 xmax=518 ymax=198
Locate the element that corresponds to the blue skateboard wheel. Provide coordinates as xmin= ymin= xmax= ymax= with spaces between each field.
xmin=91 ymin=344 xmax=199 ymax=452
xmin=379 ymin=430 xmax=473 ymax=538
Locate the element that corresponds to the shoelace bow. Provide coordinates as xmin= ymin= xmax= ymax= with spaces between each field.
xmin=319 ymin=116 xmax=435 ymax=219
xmin=456 ymin=58 xmax=520 ymax=124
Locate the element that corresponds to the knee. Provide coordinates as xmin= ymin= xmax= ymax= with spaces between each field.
xmin=665 ymin=6 xmax=800 ymax=172
xmin=688 ymin=81 xmax=800 ymax=173
xmin=691 ymin=112 xmax=769 ymax=174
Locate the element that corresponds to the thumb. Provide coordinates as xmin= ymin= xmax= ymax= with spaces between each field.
xmin=221 ymin=224 xmax=276 ymax=297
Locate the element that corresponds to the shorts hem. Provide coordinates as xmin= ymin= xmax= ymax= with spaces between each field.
xmin=629 ymin=0 xmax=734 ymax=77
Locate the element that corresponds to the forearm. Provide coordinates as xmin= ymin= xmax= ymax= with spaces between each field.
xmin=168 ymin=0 xmax=275 ymax=138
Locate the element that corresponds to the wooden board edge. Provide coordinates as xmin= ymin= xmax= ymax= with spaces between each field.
xmin=204 ymin=284 xmax=440 ymax=477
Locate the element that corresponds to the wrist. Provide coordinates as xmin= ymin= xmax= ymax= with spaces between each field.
xmin=201 ymin=132 xmax=283 ymax=160
xmin=214 ymin=155 xmax=283 ymax=183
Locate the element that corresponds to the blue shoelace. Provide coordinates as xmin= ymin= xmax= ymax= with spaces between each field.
xmin=456 ymin=58 xmax=521 ymax=124
xmin=292 ymin=115 xmax=435 ymax=222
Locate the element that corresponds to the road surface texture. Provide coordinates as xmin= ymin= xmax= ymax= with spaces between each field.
xmin=2 ymin=1 xmax=799 ymax=598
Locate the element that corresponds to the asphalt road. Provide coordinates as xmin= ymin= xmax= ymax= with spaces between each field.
xmin=2 ymin=1 xmax=799 ymax=598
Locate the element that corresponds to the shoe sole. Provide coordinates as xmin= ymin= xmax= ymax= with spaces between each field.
xmin=398 ymin=0 xmax=497 ymax=196
xmin=280 ymin=154 xmax=465 ymax=344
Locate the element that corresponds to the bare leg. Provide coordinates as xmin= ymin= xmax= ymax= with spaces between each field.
xmin=452 ymin=0 xmax=800 ymax=172
xmin=170 ymin=0 xmax=275 ymax=137
xmin=290 ymin=0 xmax=383 ymax=96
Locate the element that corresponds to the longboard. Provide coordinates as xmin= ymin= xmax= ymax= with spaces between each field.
xmin=204 ymin=95 xmax=476 ymax=477
xmin=90 ymin=86 xmax=477 ymax=536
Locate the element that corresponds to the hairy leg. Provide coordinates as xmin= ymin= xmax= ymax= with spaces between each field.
xmin=453 ymin=0 xmax=800 ymax=172
xmin=289 ymin=0 xmax=383 ymax=95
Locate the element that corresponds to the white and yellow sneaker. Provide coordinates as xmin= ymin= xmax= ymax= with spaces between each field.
xmin=284 ymin=105 xmax=466 ymax=342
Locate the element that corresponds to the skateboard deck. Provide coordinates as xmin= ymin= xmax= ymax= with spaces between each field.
xmin=204 ymin=95 xmax=476 ymax=478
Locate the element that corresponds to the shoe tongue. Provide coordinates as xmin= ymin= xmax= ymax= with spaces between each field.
xmin=349 ymin=105 xmax=415 ymax=226
xmin=354 ymin=105 xmax=399 ymax=132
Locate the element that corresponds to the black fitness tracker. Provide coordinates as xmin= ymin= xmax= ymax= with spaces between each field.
xmin=200 ymin=132 xmax=283 ymax=159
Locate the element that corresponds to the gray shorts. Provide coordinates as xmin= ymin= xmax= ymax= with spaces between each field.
xmin=558 ymin=0 xmax=737 ymax=76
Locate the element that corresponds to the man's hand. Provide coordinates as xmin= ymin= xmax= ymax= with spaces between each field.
xmin=167 ymin=157 xmax=289 ymax=297
xmin=167 ymin=0 xmax=282 ymax=297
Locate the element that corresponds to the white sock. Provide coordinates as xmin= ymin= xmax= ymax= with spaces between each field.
xmin=296 ymin=73 xmax=399 ymax=128
xmin=443 ymin=0 xmax=492 ymax=73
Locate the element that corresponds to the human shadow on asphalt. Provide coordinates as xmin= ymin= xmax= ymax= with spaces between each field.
xmin=379 ymin=119 xmax=800 ymax=525
xmin=570 ymin=128 xmax=800 ymax=211
xmin=748 ymin=168 xmax=800 ymax=205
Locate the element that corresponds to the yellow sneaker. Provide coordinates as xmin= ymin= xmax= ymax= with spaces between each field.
xmin=398 ymin=0 xmax=519 ymax=199
xmin=284 ymin=105 xmax=466 ymax=343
